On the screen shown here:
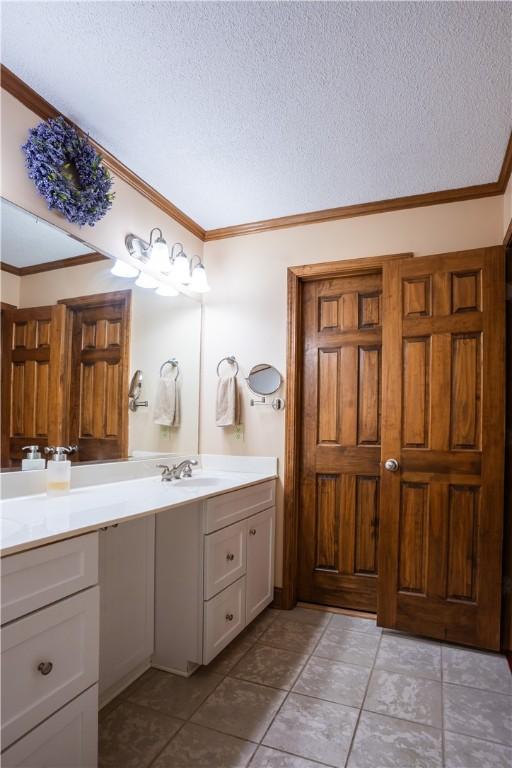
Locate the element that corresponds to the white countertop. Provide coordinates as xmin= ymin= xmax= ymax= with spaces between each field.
xmin=0 ymin=469 xmax=277 ymax=557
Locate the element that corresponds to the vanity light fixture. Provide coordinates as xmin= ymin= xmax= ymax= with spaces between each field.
xmin=170 ymin=243 xmax=191 ymax=284
xmin=125 ymin=228 xmax=169 ymax=271
xmin=189 ymin=257 xmax=210 ymax=293
xmin=110 ymin=259 xmax=139 ymax=278
xmin=125 ymin=229 xmax=210 ymax=293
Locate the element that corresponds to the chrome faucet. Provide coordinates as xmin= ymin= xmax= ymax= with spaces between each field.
xmin=157 ymin=459 xmax=198 ymax=481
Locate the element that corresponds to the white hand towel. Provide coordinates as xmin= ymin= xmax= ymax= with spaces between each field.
xmin=154 ymin=376 xmax=180 ymax=427
xmin=216 ymin=374 xmax=240 ymax=427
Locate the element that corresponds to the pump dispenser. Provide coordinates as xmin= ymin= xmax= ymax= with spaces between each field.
xmin=21 ymin=445 xmax=46 ymax=471
xmin=44 ymin=446 xmax=77 ymax=495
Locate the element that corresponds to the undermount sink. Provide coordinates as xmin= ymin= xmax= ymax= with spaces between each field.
xmin=171 ymin=477 xmax=221 ymax=488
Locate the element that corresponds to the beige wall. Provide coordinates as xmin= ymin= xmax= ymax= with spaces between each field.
xmin=200 ymin=195 xmax=505 ymax=585
xmin=504 ymin=175 xmax=512 ymax=239
xmin=1 ymin=89 xmax=203 ymax=267
xmin=0 ymin=270 xmax=20 ymax=306
xmin=14 ymin=260 xmax=201 ymax=456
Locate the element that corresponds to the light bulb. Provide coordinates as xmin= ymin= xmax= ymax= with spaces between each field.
xmin=135 ymin=271 xmax=159 ymax=289
xmin=190 ymin=263 xmax=210 ymax=293
xmin=111 ymin=259 xmax=139 ymax=278
xmin=156 ymin=283 xmax=179 ymax=297
xmin=149 ymin=239 xmax=170 ymax=272
xmin=171 ymin=252 xmax=191 ymax=284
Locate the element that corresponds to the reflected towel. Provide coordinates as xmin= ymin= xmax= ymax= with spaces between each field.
xmin=154 ymin=376 xmax=180 ymax=427
xmin=216 ymin=374 xmax=240 ymax=427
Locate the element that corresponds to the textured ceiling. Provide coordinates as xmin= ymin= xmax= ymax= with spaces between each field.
xmin=1 ymin=200 xmax=91 ymax=267
xmin=1 ymin=1 xmax=511 ymax=230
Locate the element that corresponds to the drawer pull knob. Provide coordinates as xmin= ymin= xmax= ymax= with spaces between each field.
xmin=37 ymin=661 xmax=53 ymax=676
xmin=225 ymin=613 xmax=234 ymax=622
xmin=249 ymin=528 xmax=256 ymax=536
xmin=226 ymin=552 xmax=235 ymax=561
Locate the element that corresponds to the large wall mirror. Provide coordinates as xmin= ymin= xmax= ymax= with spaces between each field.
xmin=0 ymin=198 xmax=201 ymax=469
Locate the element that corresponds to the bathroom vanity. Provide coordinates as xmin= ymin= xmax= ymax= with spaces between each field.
xmin=0 ymin=457 xmax=277 ymax=767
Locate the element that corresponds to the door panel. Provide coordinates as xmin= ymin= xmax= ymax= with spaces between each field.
xmin=1 ymin=305 xmax=66 ymax=466
xmin=68 ymin=295 xmax=130 ymax=461
xmin=378 ymin=247 xmax=504 ymax=650
xmin=298 ymin=273 xmax=383 ymax=610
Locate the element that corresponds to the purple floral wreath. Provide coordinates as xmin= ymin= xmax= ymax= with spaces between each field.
xmin=22 ymin=116 xmax=114 ymax=226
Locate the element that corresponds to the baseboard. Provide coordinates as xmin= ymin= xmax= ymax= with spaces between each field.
xmin=272 ymin=586 xmax=284 ymax=609
xmin=99 ymin=658 xmax=151 ymax=709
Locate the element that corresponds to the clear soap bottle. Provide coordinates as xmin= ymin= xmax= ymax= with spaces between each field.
xmin=21 ymin=445 xmax=46 ymax=471
xmin=44 ymin=446 xmax=77 ymax=495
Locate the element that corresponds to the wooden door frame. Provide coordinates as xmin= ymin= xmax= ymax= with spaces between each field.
xmin=281 ymin=252 xmax=413 ymax=610
xmin=58 ymin=290 xmax=132 ymax=459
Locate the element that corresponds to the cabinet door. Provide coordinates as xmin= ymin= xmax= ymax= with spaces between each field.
xmin=246 ymin=507 xmax=275 ymax=624
xmin=99 ymin=516 xmax=155 ymax=702
xmin=2 ymin=684 xmax=98 ymax=768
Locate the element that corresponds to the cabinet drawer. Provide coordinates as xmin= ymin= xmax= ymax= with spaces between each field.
xmin=204 ymin=480 xmax=275 ymax=534
xmin=2 ymin=685 xmax=98 ymax=767
xmin=1 ymin=587 xmax=99 ymax=749
xmin=203 ymin=577 xmax=246 ymax=664
xmin=204 ymin=520 xmax=246 ymax=600
xmin=1 ymin=533 xmax=98 ymax=624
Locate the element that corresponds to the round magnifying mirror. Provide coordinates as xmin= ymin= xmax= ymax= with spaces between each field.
xmin=247 ymin=364 xmax=282 ymax=396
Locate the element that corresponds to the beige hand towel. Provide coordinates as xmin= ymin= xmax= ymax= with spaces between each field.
xmin=154 ymin=375 xmax=180 ymax=427
xmin=216 ymin=374 xmax=240 ymax=427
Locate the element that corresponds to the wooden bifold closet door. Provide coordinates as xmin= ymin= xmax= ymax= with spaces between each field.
xmin=378 ymin=247 xmax=504 ymax=650
xmin=297 ymin=247 xmax=504 ymax=650
xmin=299 ymin=271 xmax=383 ymax=611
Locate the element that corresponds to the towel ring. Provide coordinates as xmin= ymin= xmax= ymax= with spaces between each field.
xmin=160 ymin=359 xmax=180 ymax=380
xmin=216 ymin=355 xmax=239 ymax=377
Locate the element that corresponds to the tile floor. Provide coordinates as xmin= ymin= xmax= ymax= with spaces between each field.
xmin=99 ymin=606 xmax=512 ymax=768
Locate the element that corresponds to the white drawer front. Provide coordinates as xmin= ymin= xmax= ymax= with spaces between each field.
xmin=204 ymin=520 xmax=246 ymax=600
xmin=2 ymin=684 xmax=98 ymax=768
xmin=204 ymin=480 xmax=275 ymax=534
xmin=1 ymin=587 xmax=99 ymax=749
xmin=1 ymin=533 xmax=99 ymax=624
xmin=203 ymin=577 xmax=246 ymax=664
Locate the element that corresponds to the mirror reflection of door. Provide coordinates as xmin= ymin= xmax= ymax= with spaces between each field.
xmin=1 ymin=293 xmax=131 ymax=467
xmin=1 ymin=304 xmax=67 ymax=465
xmin=63 ymin=292 xmax=131 ymax=462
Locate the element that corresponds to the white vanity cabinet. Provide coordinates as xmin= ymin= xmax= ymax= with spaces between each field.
xmin=98 ymin=515 xmax=155 ymax=706
xmin=154 ymin=479 xmax=275 ymax=675
xmin=0 ymin=533 xmax=99 ymax=767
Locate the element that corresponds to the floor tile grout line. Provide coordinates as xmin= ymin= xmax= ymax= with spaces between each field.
xmin=343 ymin=622 xmax=384 ymax=768
xmin=254 ymin=611 xmax=334 ymax=754
xmin=443 ymin=726 xmax=512 ymax=750
xmin=441 ymin=678 xmax=512 ymax=697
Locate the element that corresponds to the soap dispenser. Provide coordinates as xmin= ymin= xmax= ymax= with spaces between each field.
xmin=44 ymin=446 xmax=77 ymax=495
xmin=21 ymin=445 xmax=46 ymax=471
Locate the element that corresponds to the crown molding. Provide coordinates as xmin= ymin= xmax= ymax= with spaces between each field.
xmin=205 ymin=131 xmax=512 ymax=240
xmin=2 ymin=64 xmax=511 ymax=243
xmin=1 ymin=65 xmax=206 ymax=242
xmin=204 ymin=181 xmax=503 ymax=241
xmin=0 ymin=252 xmax=108 ymax=276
